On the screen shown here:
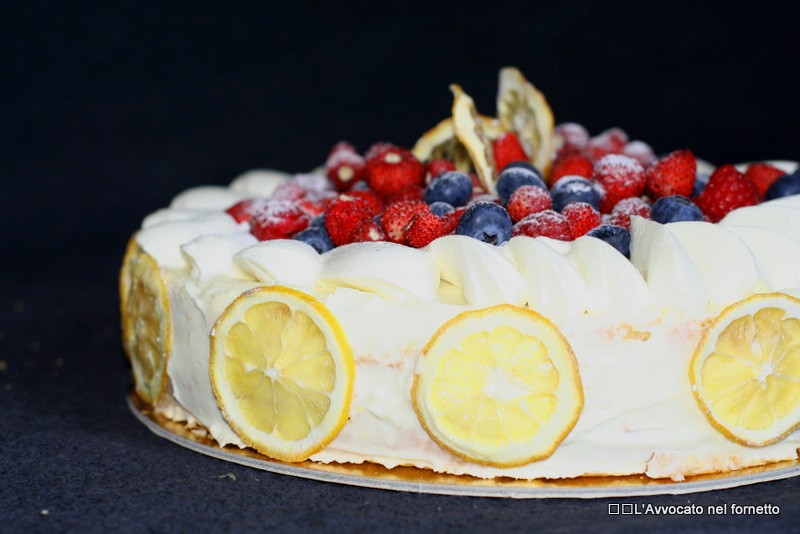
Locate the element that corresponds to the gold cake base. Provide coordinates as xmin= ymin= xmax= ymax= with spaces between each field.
xmin=128 ymin=393 xmax=800 ymax=498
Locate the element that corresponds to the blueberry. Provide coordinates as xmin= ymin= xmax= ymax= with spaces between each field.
xmin=429 ymin=201 xmax=455 ymax=217
xmin=650 ymin=195 xmax=704 ymax=224
xmin=550 ymin=176 xmax=601 ymax=212
xmin=765 ymin=171 xmax=800 ymax=200
xmin=586 ymin=224 xmax=631 ymax=258
xmin=455 ymin=201 xmax=512 ymax=245
xmin=294 ymin=226 xmax=334 ymax=253
xmin=423 ymin=171 xmax=473 ymax=207
xmin=503 ymin=161 xmax=538 ymax=173
xmin=308 ymin=214 xmax=326 ymax=229
xmin=496 ymin=166 xmax=547 ymax=205
xmin=692 ymin=173 xmax=710 ymax=197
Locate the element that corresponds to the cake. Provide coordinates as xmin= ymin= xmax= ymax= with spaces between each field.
xmin=121 ymin=68 xmax=800 ymax=481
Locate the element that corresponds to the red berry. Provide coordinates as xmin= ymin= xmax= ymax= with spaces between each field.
xmin=382 ymin=184 xmax=425 ymax=204
xmin=554 ymin=122 xmax=590 ymax=161
xmin=506 ymin=185 xmax=553 ymax=222
xmin=586 ymin=127 xmax=628 ymax=162
xmin=695 ymin=164 xmax=759 ymax=222
xmin=249 ymin=200 xmax=310 ymax=241
xmin=298 ymin=197 xmax=334 ymax=218
xmin=365 ymin=147 xmax=425 ymax=197
xmin=344 ymin=190 xmax=383 ymax=216
xmin=324 ymin=196 xmax=374 ymax=246
xmin=622 ymin=140 xmax=656 ymax=168
xmin=352 ymin=219 xmax=386 ymax=242
xmin=380 ymin=200 xmax=429 ymax=244
xmin=745 ymin=162 xmax=786 ymax=199
xmin=441 ymin=206 xmax=466 ymax=234
xmin=364 ymin=142 xmax=396 ymax=160
xmin=325 ymin=141 xmax=366 ymax=192
xmin=492 ymin=132 xmax=528 ymax=172
xmin=271 ymin=181 xmax=307 ymax=201
xmin=426 ymin=159 xmax=457 ymax=184
xmin=592 ymin=154 xmax=646 ymax=213
xmin=550 ymin=154 xmax=594 ymax=182
xmin=226 ymin=198 xmax=270 ymax=223
xmin=562 ymin=202 xmax=601 ymax=237
xmin=610 ymin=196 xmax=652 ymax=230
xmin=512 ymin=210 xmax=574 ymax=241
xmin=645 ymin=149 xmax=696 ymax=199
xmin=405 ymin=211 xmax=446 ymax=248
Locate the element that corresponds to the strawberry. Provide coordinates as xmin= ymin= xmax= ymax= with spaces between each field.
xmin=405 ymin=211 xmax=446 ymax=248
xmin=586 ymin=127 xmax=628 ymax=162
xmin=550 ymin=153 xmax=594 ymax=182
xmin=745 ymin=162 xmax=786 ymax=198
xmin=441 ymin=206 xmax=466 ymax=234
xmin=591 ymin=154 xmax=646 ymax=213
xmin=511 ymin=210 xmax=574 ymax=241
xmin=506 ymin=185 xmax=553 ymax=222
xmin=344 ymin=190 xmax=383 ymax=216
xmin=695 ymin=164 xmax=759 ymax=222
xmin=226 ymin=198 xmax=270 ymax=223
xmin=608 ymin=196 xmax=652 ymax=230
xmin=426 ymin=159 xmax=457 ymax=184
xmin=562 ymin=202 xmax=601 ymax=237
xmin=492 ymin=132 xmax=528 ymax=172
xmin=365 ymin=146 xmax=425 ymax=197
xmin=364 ymin=142 xmax=396 ymax=160
xmin=352 ymin=219 xmax=386 ymax=242
xmin=380 ymin=200 xmax=429 ymax=244
xmin=249 ymin=200 xmax=310 ymax=240
xmin=324 ymin=195 xmax=374 ymax=246
xmin=271 ymin=180 xmax=307 ymax=201
xmin=298 ymin=197 xmax=334 ymax=218
xmin=645 ymin=149 xmax=696 ymax=199
xmin=554 ymin=122 xmax=590 ymax=161
xmin=325 ymin=141 xmax=366 ymax=192
xmin=382 ymin=184 xmax=425 ymax=204
xmin=622 ymin=140 xmax=656 ymax=168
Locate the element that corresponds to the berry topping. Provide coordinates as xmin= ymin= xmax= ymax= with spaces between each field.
xmin=645 ymin=149 xmax=696 ymax=199
xmin=605 ymin=196 xmax=652 ymax=229
xmin=352 ymin=219 xmax=387 ymax=242
xmin=429 ymin=201 xmax=455 ymax=217
xmin=426 ymin=159 xmax=457 ymax=183
xmin=496 ymin=165 xmax=547 ymax=205
xmin=511 ymin=210 xmax=573 ymax=241
xmin=271 ymin=180 xmax=308 ymax=202
xmin=551 ymin=153 xmax=594 ymax=182
xmin=249 ymin=200 xmax=310 ymax=241
xmin=650 ymin=195 xmax=704 ymax=224
xmin=324 ymin=195 xmax=374 ymax=246
xmin=695 ymin=164 xmax=759 ymax=222
xmin=325 ymin=141 xmax=366 ymax=192
xmin=405 ymin=211 xmax=447 ymax=248
xmin=764 ymin=170 xmax=800 ymax=200
xmin=745 ymin=162 xmax=786 ymax=198
xmin=380 ymin=200 xmax=430 ymax=244
xmin=506 ymin=185 xmax=553 ymax=222
xmin=586 ymin=225 xmax=631 ymax=258
xmin=455 ymin=201 xmax=513 ymax=245
xmin=562 ymin=202 xmax=602 ymax=237
xmin=294 ymin=226 xmax=335 ymax=254
xmin=344 ymin=190 xmax=383 ymax=216
xmin=226 ymin=198 xmax=270 ymax=223
xmin=364 ymin=142 xmax=396 ymax=160
xmin=423 ymin=171 xmax=473 ymax=207
xmin=383 ymin=184 xmax=425 ymax=204
xmin=365 ymin=146 xmax=425 ymax=196
xmin=492 ymin=131 xmax=529 ymax=173
xmin=586 ymin=127 xmax=628 ymax=162
xmin=441 ymin=206 xmax=466 ymax=234
xmin=621 ymin=140 xmax=656 ymax=168
xmin=550 ymin=176 xmax=601 ymax=213
xmin=592 ymin=154 xmax=646 ymax=213
xmin=554 ymin=122 xmax=590 ymax=161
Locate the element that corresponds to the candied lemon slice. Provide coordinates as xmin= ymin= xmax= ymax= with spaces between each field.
xmin=451 ymin=84 xmax=498 ymax=196
xmin=496 ymin=67 xmax=555 ymax=179
xmin=120 ymin=241 xmax=171 ymax=404
xmin=691 ymin=292 xmax=800 ymax=446
xmin=210 ymin=286 xmax=354 ymax=462
xmin=412 ymin=115 xmax=503 ymax=173
xmin=413 ymin=305 xmax=583 ymax=467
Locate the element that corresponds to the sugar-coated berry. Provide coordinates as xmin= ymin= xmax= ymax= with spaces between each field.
xmin=695 ymin=164 xmax=759 ymax=222
xmin=765 ymin=171 xmax=800 ymax=200
xmin=511 ymin=210 xmax=573 ymax=241
xmin=405 ymin=211 xmax=446 ymax=248
xmin=249 ymin=200 xmax=310 ymax=241
xmin=606 ymin=197 xmax=652 ymax=229
xmin=352 ymin=219 xmax=386 ymax=242
xmin=324 ymin=196 xmax=373 ymax=246
xmin=650 ymin=195 xmax=704 ymax=224
xmin=365 ymin=146 xmax=425 ymax=196
xmin=551 ymin=154 xmax=594 ymax=182
xmin=496 ymin=166 xmax=547 ymax=205
xmin=325 ymin=141 xmax=366 ymax=192
xmin=506 ymin=185 xmax=553 ymax=222
xmin=562 ymin=202 xmax=601 ymax=237
xmin=492 ymin=131 xmax=529 ymax=173
xmin=294 ymin=227 xmax=335 ymax=253
xmin=586 ymin=127 xmax=628 ymax=162
xmin=429 ymin=201 xmax=455 ymax=217
xmin=226 ymin=198 xmax=270 ymax=223
xmin=550 ymin=176 xmax=601 ymax=212
xmin=423 ymin=171 xmax=473 ymax=207
xmin=455 ymin=201 xmax=513 ymax=245
xmin=586 ymin=225 xmax=631 ymax=258
xmin=592 ymin=154 xmax=646 ymax=213
xmin=621 ymin=140 xmax=656 ymax=168
xmin=554 ymin=122 xmax=590 ymax=161
xmin=380 ymin=200 xmax=429 ymax=244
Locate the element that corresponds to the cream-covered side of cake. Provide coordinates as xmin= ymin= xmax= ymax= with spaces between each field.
xmin=126 ymin=166 xmax=800 ymax=482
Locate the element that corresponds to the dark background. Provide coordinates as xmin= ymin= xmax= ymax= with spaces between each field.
xmin=2 ymin=1 xmax=799 ymax=531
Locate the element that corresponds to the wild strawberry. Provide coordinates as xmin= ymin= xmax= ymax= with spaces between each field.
xmin=554 ymin=122 xmax=590 ymax=161
xmin=324 ymin=195 xmax=374 ymax=246
xmin=607 ymin=196 xmax=652 ymax=229
xmin=492 ymin=132 xmax=528 ymax=172
xmin=562 ymin=202 xmax=601 ymax=237
xmin=511 ymin=210 xmax=574 ymax=241
xmin=364 ymin=142 xmax=396 ymax=160
xmin=271 ymin=180 xmax=307 ymax=201
xmin=382 ymin=184 xmax=425 ymax=204
xmin=365 ymin=147 xmax=425 ymax=197
xmin=645 ymin=149 xmax=696 ymax=199
xmin=622 ymin=140 xmax=656 ymax=168
xmin=745 ymin=162 xmax=786 ymax=198
xmin=325 ymin=141 xmax=366 ymax=192
xmin=506 ymin=185 xmax=553 ymax=222
xmin=344 ymin=190 xmax=383 ymax=216
xmin=695 ymin=164 xmax=759 ymax=222
xmin=551 ymin=153 xmax=594 ymax=182
xmin=405 ymin=211 xmax=446 ymax=248
xmin=380 ymin=200 xmax=429 ymax=244
xmin=591 ymin=154 xmax=646 ymax=213
xmin=441 ymin=206 xmax=466 ymax=234
xmin=249 ymin=200 xmax=310 ymax=240
xmin=586 ymin=127 xmax=628 ymax=162
xmin=352 ymin=219 xmax=386 ymax=242
xmin=426 ymin=159 xmax=457 ymax=183
xmin=298 ymin=198 xmax=333 ymax=218
xmin=226 ymin=198 xmax=270 ymax=223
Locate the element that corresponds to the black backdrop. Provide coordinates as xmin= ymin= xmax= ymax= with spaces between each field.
xmin=2 ymin=1 xmax=799 ymax=531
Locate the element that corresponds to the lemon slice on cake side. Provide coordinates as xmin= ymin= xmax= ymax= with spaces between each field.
xmin=690 ymin=292 xmax=800 ymax=446
xmin=210 ymin=286 xmax=355 ymax=462
xmin=412 ymin=305 xmax=583 ymax=467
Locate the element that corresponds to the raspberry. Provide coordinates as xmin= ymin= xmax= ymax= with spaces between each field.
xmin=645 ymin=149 xmax=696 ymax=199
xmin=226 ymin=198 xmax=270 ymax=223
xmin=554 ymin=122 xmax=590 ymax=161
xmin=591 ymin=154 xmax=646 ymax=213
xmin=492 ymin=131 xmax=529 ymax=172
xmin=325 ymin=141 xmax=366 ymax=192
xmin=426 ymin=159 xmax=457 ymax=183
xmin=506 ymin=185 xmax=553 ymax=222
xmin=695 ymin=164 xmax=759 ymax=222
xmin=586 ymin=127 xmax=628 ymax=162
xmin=745 ymin=162 xmax=786 ymax=198
xmin=622 ymin=140 xmax=656 ymax=168
xmin=441 ymin=206 xmax=466 ymax=234
xmin=607 ymin=196 xmax=651 ymax=229
xmin=324 ymin=195 xmax=374 ymax=246
xmin=365 ymin=147 xmax=425 ymax=197
xmin=249 ymin=200 xmax=310 ymax=241
xmin=550 ymin=154 xmax=594 ymax=182
xmin=271 ymin=180 xmax=307 ymax=201
xmin=352 ymin=219 xmax=386 ymax=242
xmin=380 ymin=200 xmax=429 ymax=244
xmin=562 ymin=202 xmax=601 ymax=237
xmin=405 ymin=211 xmax=446 ymax=248
xmin=511 ymin=210 xmax=574 ymax=241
